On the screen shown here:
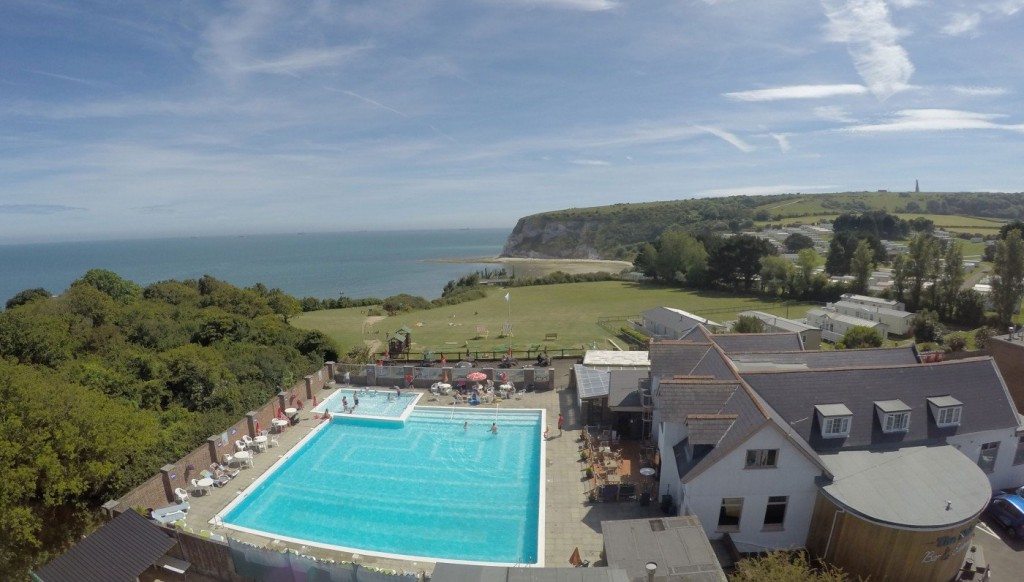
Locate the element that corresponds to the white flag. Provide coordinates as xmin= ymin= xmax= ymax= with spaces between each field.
xmin=504 ymin=292 xmax=510 ymax=302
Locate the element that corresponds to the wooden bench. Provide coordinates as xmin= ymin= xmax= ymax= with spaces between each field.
xmin=544 ymin=332 xmax=558 ymax=342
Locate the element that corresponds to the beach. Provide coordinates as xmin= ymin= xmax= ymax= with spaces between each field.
xmin=432 ymin=256 xmax=632 ymax=278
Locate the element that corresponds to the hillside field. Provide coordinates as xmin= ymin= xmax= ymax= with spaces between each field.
xmin=292 ymin=282 xmax=817 ymax=354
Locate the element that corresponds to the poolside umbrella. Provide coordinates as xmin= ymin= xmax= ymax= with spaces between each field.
xmin=467 ymin=372 xmax=487 ymax=382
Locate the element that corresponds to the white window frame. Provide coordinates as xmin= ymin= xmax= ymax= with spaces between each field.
xmin=717 ymin=497 xmax=744 ymax=532
xmin=935 ymin=406 xmax=962 ymax=428
xmin=744 ymin=449 xmax=779 ymax=469
xmin=1014 ymin=436 xmax=1024 ymax=466
xmin=883 ymin=411 xmax=910 ymax=433
xmin=822 ymin=416 xmax=851 ymax=438
xmin=978 ymin=441 xmax=1000 ymax=474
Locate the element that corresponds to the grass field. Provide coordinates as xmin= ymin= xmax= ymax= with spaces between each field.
xmin=292 ymin=282 xmax=818 ymax=354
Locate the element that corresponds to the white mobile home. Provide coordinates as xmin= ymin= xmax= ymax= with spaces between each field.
xmin=831 ymin=300 xmax=914 ymax=336
xmin=805 ymin=308 xmax=888 ymax=343
xmin=641 ymin=307 xmax=723 ymax=339
xmin=840 ymin=293 xmax=905 ymax=312
xmin=737 ymin=310 xmax=821 ymax=350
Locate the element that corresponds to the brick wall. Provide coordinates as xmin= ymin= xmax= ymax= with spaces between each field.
xmin=114 ymin=365 xmax=331 ymax=511
xmin=989 ymin=338 xmax=1024 ymax=413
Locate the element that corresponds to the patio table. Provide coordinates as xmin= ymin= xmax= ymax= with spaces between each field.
xmin=234 ymin=450 xmax=253 ymax=467
xmin=253 ymin=435 xmax=268 ymax=451
xmin=196 ymin=477 xmax=214 ymax=489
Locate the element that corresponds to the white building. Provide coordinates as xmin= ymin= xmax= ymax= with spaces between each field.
xmin=641 ymin=307 xmax=724 ymax=339
xmin=830 ymin=300 xmax=914 ymax=336
xmin=582 ymin=350 xmax=650 ymax=370
xmin=805 ymin=308 xmax=888 ymax=343
xmin=649 ymin=332 xmax=1024 ymax=560
xmin=737 ymin=310 xmax=821 ymax=349
xmin=840 ymin=293 xmax=905 ymax=312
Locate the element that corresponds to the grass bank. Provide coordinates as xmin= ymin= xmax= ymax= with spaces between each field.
xmin=292 ymin=281 xmax=818 ymax=354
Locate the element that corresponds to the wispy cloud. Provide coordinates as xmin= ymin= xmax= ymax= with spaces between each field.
xmin=695 ymin=126 xmax=755 ymax=152
xmin=26 ymin=69 xmax=106 ymax=87
xmin=330 ymin=89 xmax=410 ymax=118
xmin=842 ymin=109 xmax=1024 ymax=133
xmin=724 ymin=84 xmax=868 ymax=101
xmin=770 ymin=133 xmax=792 ymax=153
xmin=814 ymin=105 xmax=857 ymax=123
xmin=0 ymin=204 xmax=86 ymax=215
xmin=505 ymin=0 xmax=620 ymax=11
xmin=888 ymin=0 xmax=925 ymax=8
xmin=821 ymin=0 xmax=915 ymax=99
xmin=951 ymin=85 xmax=1009 ymax=97
xmin=570 ymin=158 xmax=611 ymax=166
xmin=942 ymin=12 xmax=981 ymax=36
xmin=234 ymin=45 xmax=370 ymax=76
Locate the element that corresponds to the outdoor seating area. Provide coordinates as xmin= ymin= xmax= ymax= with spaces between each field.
xmin=580 ymin=426 xmax=657 ymax=504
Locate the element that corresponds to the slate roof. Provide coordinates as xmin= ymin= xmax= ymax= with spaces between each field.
xmin=35 ymin=510 xmax=175 ymax=582
xmin=678 ymin=325 xmax=804 ymax=352
xmin=728 ymin=346 xmax=919 ymax=371
xmin=649 ymin=342 xmax=733 ymax=381
xmin=686 ymin=414 xmax=738 ymax=445
xmin=741 ymin=357 xmax=1023 ymax=453
xmin=608 ymin=369 xmax=648 ymax=409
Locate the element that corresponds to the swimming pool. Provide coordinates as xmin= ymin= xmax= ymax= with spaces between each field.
xmin=217 ymin=408 xmax=544 ymax=565
xmin=312 ymin=388 xmax=420 ymax=419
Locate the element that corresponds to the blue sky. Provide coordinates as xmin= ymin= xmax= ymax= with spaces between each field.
xmin=1 ymin=0 xmax=1023 ymax=243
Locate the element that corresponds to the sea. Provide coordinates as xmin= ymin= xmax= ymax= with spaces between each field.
xmin=0 ymin=229 xmax=509 ymax=303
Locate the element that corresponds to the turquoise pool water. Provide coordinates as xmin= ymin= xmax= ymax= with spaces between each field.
xmin=220 ymin=408 xmax=543 ymax=565
xmin=313 ymin=388 xmax=417 ymax=418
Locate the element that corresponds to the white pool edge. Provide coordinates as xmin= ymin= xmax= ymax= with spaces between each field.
xmin=212 ymin=404 xmax=547 ymax=568
xmin=312 ymin=388 xmax=423 ymax=423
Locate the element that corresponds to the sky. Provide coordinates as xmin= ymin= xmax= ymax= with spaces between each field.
xmin=1 ymin=0 xmax=1023 ymax=243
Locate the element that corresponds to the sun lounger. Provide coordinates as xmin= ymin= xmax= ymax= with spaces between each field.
xmin=152 ymin=501 xmax=190 ymax=525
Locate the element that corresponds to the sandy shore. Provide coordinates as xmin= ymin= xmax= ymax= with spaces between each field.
xmin=431 ymin=256 xmax=632 ymax=277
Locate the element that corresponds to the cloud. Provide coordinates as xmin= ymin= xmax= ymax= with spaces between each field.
xmin=505 ymin=0 xmax=620 ymax=10
xmin=26 ymin=69 xmax=106 ymax=87
xmin=724 ymin=84 xmax=868 ymax=101
xmin=821 ymin=0 xmax=915 ymax=99
xmin=888 ymin=0 xmax=925 ymax=8
xmin=234 ymin=45 xmax=370 ymax=76
xmin=770 ymin=133 xmax=792 ymax=153
xmin=695 ymin=126 xmax=755 ymax=152
xmin=942 ymin=12 xmax=981 ymax=36
xmin=842 ymin=109 xmax=1024 ymax=133
xmin=0 ymin=204 xmax=85 ymax=215
xmin=951 ymin=85 xmax=1009 ymax=97
xmin=570 ymin=158 xmax=611 ymax=166
xmin=699 ymin=185 xmax=836 ymax=197
xmin=814 ymin=105 xmax=857 ymax=123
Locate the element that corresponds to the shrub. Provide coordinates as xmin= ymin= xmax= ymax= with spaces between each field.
xmin=912 ymin=309 xmax=945 ymax=343
xmin=618 ymin=326 xmax=650 ymax=348
xmin=381 ymin=294 xmax=431 ymax=314
xmin=838 ymin=326 xmax=883 ymax=349
xmin=732 ymin=315 xmax=765 ymax=333
xmin=945 ymin=332 xmax=968 ymax=352
xmin=975 ymin=326 xmax=994 ymax=349
xmin=732 ymin=550 xmax=852 ymax=582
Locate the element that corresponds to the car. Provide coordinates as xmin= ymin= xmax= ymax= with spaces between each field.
xmin=987 ymin=494 xmax=1024 ymax=538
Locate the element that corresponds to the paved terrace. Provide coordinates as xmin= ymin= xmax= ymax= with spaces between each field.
xmin=179 ymin=360 xmax=659 ymax=574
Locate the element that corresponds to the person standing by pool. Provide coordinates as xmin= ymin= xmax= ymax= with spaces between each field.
xmin=342 ymin=396 xmax=349 ymax=412
xmin=353 ymin=394 xmax=359 ymax=408
xmin=557 ymin=412 xmax=565 ymax=436
xmin=490 ymin=422 xmax=498 ymax=435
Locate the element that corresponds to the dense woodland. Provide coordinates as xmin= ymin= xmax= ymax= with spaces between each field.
xmin=0 ymin=271 xmax=338 ymax=576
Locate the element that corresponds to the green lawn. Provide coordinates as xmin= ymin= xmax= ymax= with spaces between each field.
xmin=292 ymin=282 xmax=818 ymax=354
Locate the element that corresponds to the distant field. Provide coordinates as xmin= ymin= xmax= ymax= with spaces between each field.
xmin=896 ymin=213 xmax=1006 ymax=229
xmin=292 ymin=282 xmax=817 ymax=354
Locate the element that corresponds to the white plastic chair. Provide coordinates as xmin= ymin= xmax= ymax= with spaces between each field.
xmin=269 ymin=435 xmax=279 ymax=448
xmin=235 ymin=440 xmax=246 ymax=452
xmin=174 ymin=488 xmax=189 ymax=503
xmin=242 ymin=435 xmax=255 ymax=450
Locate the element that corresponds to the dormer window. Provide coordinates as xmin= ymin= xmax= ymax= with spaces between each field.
xmin=928 ymin=396 xmax=963 ymax=428
xmin=875 ymin=400 xmax=911 ymax=434
xmin=815 ymin=404 xmax=853 ymax=439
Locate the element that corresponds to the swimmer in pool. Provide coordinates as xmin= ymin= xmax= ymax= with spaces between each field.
xmin=463 ymin=421 xmax=468 ymax=432
xmin=353 ymin=394 xmax=359 ymax=407
xmin=490 ymin=422 xmax=498 ymax=435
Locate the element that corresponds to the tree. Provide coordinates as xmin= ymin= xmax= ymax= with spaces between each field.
xmin=706 ymin=234 xmax=775 ymax=290
xmin=784 ymin=232 xmax=814 ymax=252
xmin=5 ymin=287 xmax=51 ymax=310
xmin=912 ymin=309 xmax=945 ymax=343
xmin=992 ymin=229 xmax=1024 ymax=326
xmin=732 ymin=550 xmax=851 ymax=582
xmin=905 ymin=234 xmax=941 ymax=311
xmin=891 ymin=254 xmax=907 ymax=302
xmin=826 ymin=232 xmax=884 ymax=276
xmin=907 ymin=216 xmax=934 ymax=233
xmin=838 ymin=326 xmax=883 ymax=349
xmin=936 ymin=241 xmax=964 ymax=319
xmin=733 ymin=315 xmax=766 ymax=333
xmin=654 ymin=231 xmax=708 ymax=285
xmin=633 ymin=243 xmax=658 ymax=278
xmin=267 ymin=290 xmax=302 ymax=323
xmin=849 ymin=239 xmax=874 ymax=293
xmin=792 ymin=249 xmax=822 ymax=296
xmin=760 ymin=255 xmax=794 ymax=296
xmin=952 ymin=289 xmax=985 ymax=327
xmin=999 ymin=220 xmax=1024 ymax=240
xmin=74 ymin=269 xmax=142 ymax=303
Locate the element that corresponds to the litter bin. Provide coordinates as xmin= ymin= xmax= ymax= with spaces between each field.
xmin=660 ymin=494 xmax=674 ymax=515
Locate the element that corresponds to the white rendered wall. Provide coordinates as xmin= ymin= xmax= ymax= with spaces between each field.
xmin=680 ymin=426 xmax=823 ymax=553
xmin=657 ymin=421 xmax=689 ymax=501
xmin=948 ymin=427 xmax=1024 ymax=491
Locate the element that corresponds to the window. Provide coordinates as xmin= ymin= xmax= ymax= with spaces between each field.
xmin=718 ymin=498 xmax=743 ymax=531
xmin=978 ymin=441 xmax=1000 ymax=474
xmin=1015 ymin=437 xmax=1024 ymax=466
xmin=936 ymin=406 xmax=962 ymax=427
xmin=745 ymin=449 xmax=779 ymax=469
xmin=883 ymin=412 xmax=910 ymax=433
xmin=823 ymin=416 xmax=851 ymax=438
xmin=763 ymin=496 xmax=788 ymax=529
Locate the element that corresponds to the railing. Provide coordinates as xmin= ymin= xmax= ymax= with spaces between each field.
xmin=382 ymin=347 xmax=585 ymax=362
xmin=597 ymin=315 xmax=641 ymax=334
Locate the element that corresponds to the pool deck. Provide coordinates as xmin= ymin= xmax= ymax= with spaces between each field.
xmin=180 ymin=361 xmax=659 ymax=573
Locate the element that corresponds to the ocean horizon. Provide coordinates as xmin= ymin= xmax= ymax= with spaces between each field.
xmin=0 ymin=229 xmax=509 ymax=303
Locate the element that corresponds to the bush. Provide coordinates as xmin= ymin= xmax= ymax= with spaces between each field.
xmin=619 ymin=326 xmax=650 ymax=348
xmin=838 ymin=326 xmax=883 ymax=349
xmin=732 ymin=315 xmax=766 ymax=333
xmin=381 ymin=294 xmax=431 ymax=314
xmin=975 ymin=327 xmax=993 ymax=349
xmin=945 ymin=332 xmax=968 ymax=352
xmin=912 ymin=309 xmax=945 ymax=343
xmin=732 ymin=550 xmax=852 ymax=582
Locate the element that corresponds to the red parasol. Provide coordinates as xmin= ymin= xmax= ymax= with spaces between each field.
xmin=467 ymin=371 xmax=487 ymax=382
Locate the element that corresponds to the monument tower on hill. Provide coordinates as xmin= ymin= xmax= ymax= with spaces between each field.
xmin=915 ymin=179 xmax=920 ymax=193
